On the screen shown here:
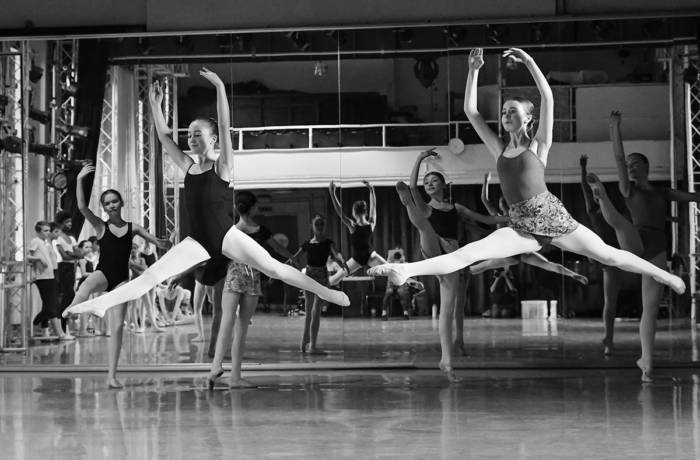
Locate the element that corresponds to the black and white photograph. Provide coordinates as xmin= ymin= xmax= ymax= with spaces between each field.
xmin=1 ymin=1 xmax=700 ymax=458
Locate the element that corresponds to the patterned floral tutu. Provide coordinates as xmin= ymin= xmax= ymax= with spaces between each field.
xmin=224 ymin=261 xmax=261 ymax=295
xmin=507 ymin=191 xmax=578 ymax=245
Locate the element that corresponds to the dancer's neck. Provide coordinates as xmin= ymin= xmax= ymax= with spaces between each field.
xmin=507 ymin=130 xmax=531 ymax=149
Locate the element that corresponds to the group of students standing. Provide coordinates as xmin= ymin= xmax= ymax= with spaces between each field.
xmin=52 ymin=47 xmax=694 ymax=387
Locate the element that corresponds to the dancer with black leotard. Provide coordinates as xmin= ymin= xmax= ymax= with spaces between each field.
xmin=148 ymin=68 xmax=348 ymax=355
xmin=290 ymin=214 xmax=348 ymax=354
xmin=470 ymin=171 xmax=589 ymax=285
xmin=369 ymin=48 xmax=684 ymax=383
xmin=580 ymin=154 xmax=642 ymax=356
xmin=396 ymin=150 xmax=505 ymax=380
xmin=328 ymin=180 xmax=394 ymax=285
xmin=609 ymin=110 xmax=700 ymax=380
xmin=208 ymin=191 xmax=299 ymax=389
xmin=65 ymin=164 xmax=172 ymax=388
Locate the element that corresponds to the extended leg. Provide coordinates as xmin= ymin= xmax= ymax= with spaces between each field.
xmin=588 ymin=175 xmax=643 ymax=256
xmin=369 ymin=227 xmax=542 ymax=285
xmin=520 ymin=252 xmax=588 ymax=285
xmin=552 ymin=225 xmax=682 ymax=294
xmin=222 ymin=226 xmax=349 ymax=306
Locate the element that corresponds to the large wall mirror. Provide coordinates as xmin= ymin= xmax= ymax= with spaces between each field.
xmin=1 ymin=15 xmax=698 ymax=369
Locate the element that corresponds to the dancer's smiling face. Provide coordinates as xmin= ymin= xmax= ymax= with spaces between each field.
xmin=187 ymin=119 xmax=218 ymax=158
xmin=423 ymin=173 xmax=446 ymax=197
xmin=501 ymin=100 xmax=533 ymax=133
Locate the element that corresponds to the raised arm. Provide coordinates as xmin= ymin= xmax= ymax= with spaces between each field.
xmin=328 ymin=181 xmax=354 ymax=230
xmin=464 ymin=48 xmax=504 ymax=159
xmin=579 ymin=155 xmax=596 ymax=214
xmin=132 ymin=224 xmax=173 ymax=251
xmin=504 ymin=48 xmax=553 ymax=164
xmin=480 ymin=171 xmax=500 ymax=217
xmin=148 ymin=81 xmax=194 ymax=174
xmin=362 ymin=180 xmax=377 ymax=228
xmin=408 ymin=149 xmax=435 ymax=216
xmin=76 ymin=164 xmax=105 ymax=234
xmin=609 ymin=110 xmax=631 ymax=197
xmin=456 ymin=203 xmax=509 ymax=226
xmin=200 ymin=68 xmax=233 ymax=183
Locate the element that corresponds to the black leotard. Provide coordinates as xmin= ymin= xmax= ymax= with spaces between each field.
xmin=184 ymin=166 xmax=234 ymax=285
xmin=302 ymin=239 xmax=334 ymax=267
xmin=428 ymin=206 xmax=459 ymax=240
xmin=350 ymin=224 xmax=374 ymax=266
xmin=95 ymin=222 xmax=132 ymax=292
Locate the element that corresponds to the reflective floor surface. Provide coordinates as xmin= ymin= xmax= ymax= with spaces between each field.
xmin=1 ymin=314 xmax=699 ymax=369
xmin=1 ymin=369 xmax=700 ymax=459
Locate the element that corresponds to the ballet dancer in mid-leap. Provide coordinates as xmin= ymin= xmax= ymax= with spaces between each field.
xmin=369 ymin=49 xmax=684 ymax=383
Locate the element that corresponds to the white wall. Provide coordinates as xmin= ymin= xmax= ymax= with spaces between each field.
xmin=163 ymin=139 xmax=671 ymax=189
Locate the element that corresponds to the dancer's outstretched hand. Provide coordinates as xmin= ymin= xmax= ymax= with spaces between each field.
xmin=329 ymin=180 xmax=337 ymax=191
xmin=77 ymin=163 xmax=95 ymax=181
xmin=468 ymin=48 xmax=484 ymax=70
xmin=484 ymin=171 xmax=492 ymax=183
xmin=149 ymin=81 xmax=163 ymax=107
xmin=502 ymin=48 xmax=533 ymax=65
xmin=200 ymin=67 xmax=224 ymax=88
xmin=361 ymin=180 xmax=372 ymax=188
xmin=609 ymin=110 xmax=622 ymax=127
xmin=579 ymin=154 xmax=588 ymax=168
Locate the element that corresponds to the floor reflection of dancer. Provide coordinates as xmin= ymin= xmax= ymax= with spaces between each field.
xmin=149 ymin=69 xmax=349 ymax=354
xmin=290 ymin=214 xmax=348 ymax=354
xmin=328 ymin=180 xmax=387 ymax=285
xmin=610 ymin=110 xmax=699 ymax=381
xmin=580 ymin=154 xmax=642 ymax=356
xmin=470 ymin=171 xmax=589 ymax=285
xmin=396 ymin=150 xmax=506 ymax=379
xmin=369 ymin=48 xmax=685 ymax=383
xmin=208 ymin=191 xmax=297 ymax=389
xmin=68 ymin=164 xmax=171 ymax=388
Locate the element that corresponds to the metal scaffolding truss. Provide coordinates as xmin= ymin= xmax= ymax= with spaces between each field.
xmin=95 ymin=67 xmax=116 ymax=207
xmin=0 ymin=45 xmax=28 ymax=351
xmin=687 ymin=76 xmax=700 ymax=322
xmin=135 ymin=64 xmax=182 ymax=239
xmin=52 ymin=39 xmax=79 ymax=161
xmin=135 ymin=65 xmax=155 ymax=234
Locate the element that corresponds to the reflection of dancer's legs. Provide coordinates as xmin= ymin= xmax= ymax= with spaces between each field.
xmin=221 ymin=226 xmax=349 ymax=306
xmin=588 ymin=175 xmax=643 ymax=256
xmin=602 ymin=267 xmax=623 ymax=354
xmin=396 ymin=182 xmax=461 ymax=380
xmin=301 ymin=266 xmax=328 ymax=353
xmin=588 ymin=175 xmax=644 ymax=357
xmin=470 ymin=253 xmax=587 ymax=284
xmin=328 ymin=258 xmax=361 ymax=286
xmin=639 ymin=252 xmax=666 ymax=382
